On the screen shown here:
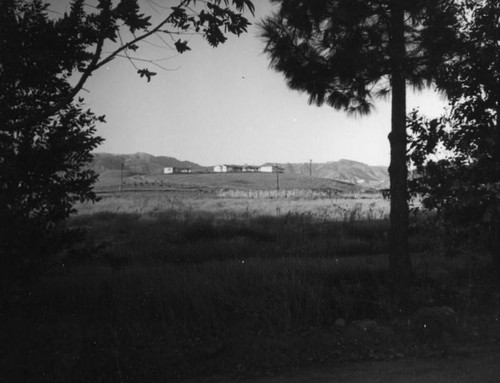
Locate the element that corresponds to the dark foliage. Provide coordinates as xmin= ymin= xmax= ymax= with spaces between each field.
xmin=408 ymin=0 xmax=500 ymax=265
xmin=0 ymin=1 xmax=104 ymax=283
xmin=259 ymin=0 xmax=461 ymax=293
xmin=0 ymin=101 xmax=103 ymax=280
xmin=259 ymin=0 xmax=459 ymax=115
xmin=0 ymin=0 xmax=254 ymax=285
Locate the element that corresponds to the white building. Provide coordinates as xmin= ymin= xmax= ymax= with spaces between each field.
xmin=259 ymin=165 xmax=285 ymax=173
xmin=242 ymin=165 xmax=260 ymax=172
xmin=213 ymin=165 xmax=243 ymax=173
xmin=164 ymin=167 xmax=191 ymax=174
xmin=213 ymin=165 xmax=227 ymax=173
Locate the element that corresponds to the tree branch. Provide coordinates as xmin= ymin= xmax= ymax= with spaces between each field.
xmin=9 ymin=34 xmax=105 ymax=131
xmin=10 ymin=0 xmax=191 ymax=131
xmin=94 ymin=0 xmax=190 ymax=71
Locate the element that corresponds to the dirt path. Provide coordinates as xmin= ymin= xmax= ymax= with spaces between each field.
xmin=182 ymin=347 xmax=500 ymax=383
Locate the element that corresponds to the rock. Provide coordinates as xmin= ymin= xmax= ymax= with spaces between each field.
xmin=334 ymin=318 xmax=346 ymax=328
xmin=351 ymin=319 xmax=378 ymax=332
xmin=373 ymin=325 xmax=395 ymax=337
xmin=412 ymin=306 xmax=457 ymax=342
xmin=427 ymin=268 xmax=454 ymax=288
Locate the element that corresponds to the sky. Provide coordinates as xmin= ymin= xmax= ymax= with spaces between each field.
xmin=54 ymin=0 xmax=447 ymax=167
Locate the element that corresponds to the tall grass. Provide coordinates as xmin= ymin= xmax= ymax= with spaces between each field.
xmin=76 ymin=191 xmax=389 ymax=220
xmin=3 ymin=192 xmax=492 ymax=382
xmin=3 ymin=250 xmax=482 ymax=381
xmin=69 ymin=192 xmax=433 ymax=267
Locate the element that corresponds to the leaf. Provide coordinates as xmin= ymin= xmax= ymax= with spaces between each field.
xmin=114 ymin=0 xmax=151 ymax=33
xmin=137 ymin=68 xmax=157 ymax=82
xmin=174 ymin=39 xmax=191 ymax=54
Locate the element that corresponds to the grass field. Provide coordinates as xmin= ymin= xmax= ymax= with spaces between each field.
xmin=1 ymin=181 xmax=499 ymax=382
xmin=94 ymin=171 xmax=366 ymax=194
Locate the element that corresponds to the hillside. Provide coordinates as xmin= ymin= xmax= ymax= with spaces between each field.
xmin=91 ymin=152 xmax=207 ymax=175
xmin=91 ymin=153 xmax=389 ymax=189
xmin=279 ymin=159 xmax=388 ymax=188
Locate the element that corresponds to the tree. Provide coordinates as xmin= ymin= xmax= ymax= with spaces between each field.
xmin=2 ymin=0 xmax=255 ymax=132
xmin=259 ymin=0 xmax=459 ymax=299
xmin=0 ymin=0 xmax=255 ymax=285
xmin=408 ymin=0 xmax=500 ymax=267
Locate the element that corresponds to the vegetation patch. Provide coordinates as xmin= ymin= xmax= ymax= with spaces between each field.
xmin=2 ymin=193 xmax=500 ymax=382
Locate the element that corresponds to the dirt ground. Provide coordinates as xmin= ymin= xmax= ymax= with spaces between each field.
xmin=181 ymin=347 xmax=500 ymax=383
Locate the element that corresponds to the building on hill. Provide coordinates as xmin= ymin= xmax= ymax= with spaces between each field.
xmin=164 ymin=167 xmax=192 ymax=174
xmin=242 ymin=165 xmax=260 ymax=172
xmin=213 ymin=164 xmax=284 ymax=173
xmin=213 ymin=165 xmax=243 ymax=173
xmin=259 ymin=165 xmax=285 ymax=173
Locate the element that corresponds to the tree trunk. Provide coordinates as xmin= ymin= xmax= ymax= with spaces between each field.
xmin=490 ymin=100 xmax=500 ymax=269
xmin=388 ymin=2 xmax=413 ymax=303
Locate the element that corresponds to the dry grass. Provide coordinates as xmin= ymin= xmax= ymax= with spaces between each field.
xmin=69 ymin=192 xmax=404 ymax=267
xmin=76 ymin=191 xmax=390 ymax=221
xmin=96 ymin=172 xmax=363 ymax=193
xmin=2 ymin=191 xmax=499 ymax=382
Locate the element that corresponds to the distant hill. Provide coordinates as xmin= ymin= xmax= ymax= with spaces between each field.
xmin=276 ymin=159 xmax=388 ymax=188
xmin=91 ymin=153 xmax=389 ymax=189
xmin=91 ymin=152 xmax=207 ymax=175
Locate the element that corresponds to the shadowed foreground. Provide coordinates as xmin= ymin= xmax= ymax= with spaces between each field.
xmin=184 ymin=347 xmax=500 ymax=383
xmin=2 ymin=193 xmax=499 ymax=382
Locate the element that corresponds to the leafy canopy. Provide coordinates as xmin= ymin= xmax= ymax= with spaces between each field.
xmin=2 ymin=0 xmax=255 ymax=132
xmin=260 ymin=0 xmax=459 ymax=115
xmin=407 ymin=0 xmax=500 ymax=259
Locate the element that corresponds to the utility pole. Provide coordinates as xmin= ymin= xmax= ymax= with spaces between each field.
xmin=120 ymin=163 xmax=124 ymax=192
xmin=309 ymin=159 xmax=312 ymax=177
xmin=275 ymin=163 xmax=280 ymax=193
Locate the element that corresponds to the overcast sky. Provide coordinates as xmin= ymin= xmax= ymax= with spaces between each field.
xmin=56 ymin=0 xmax=447 ymax=167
